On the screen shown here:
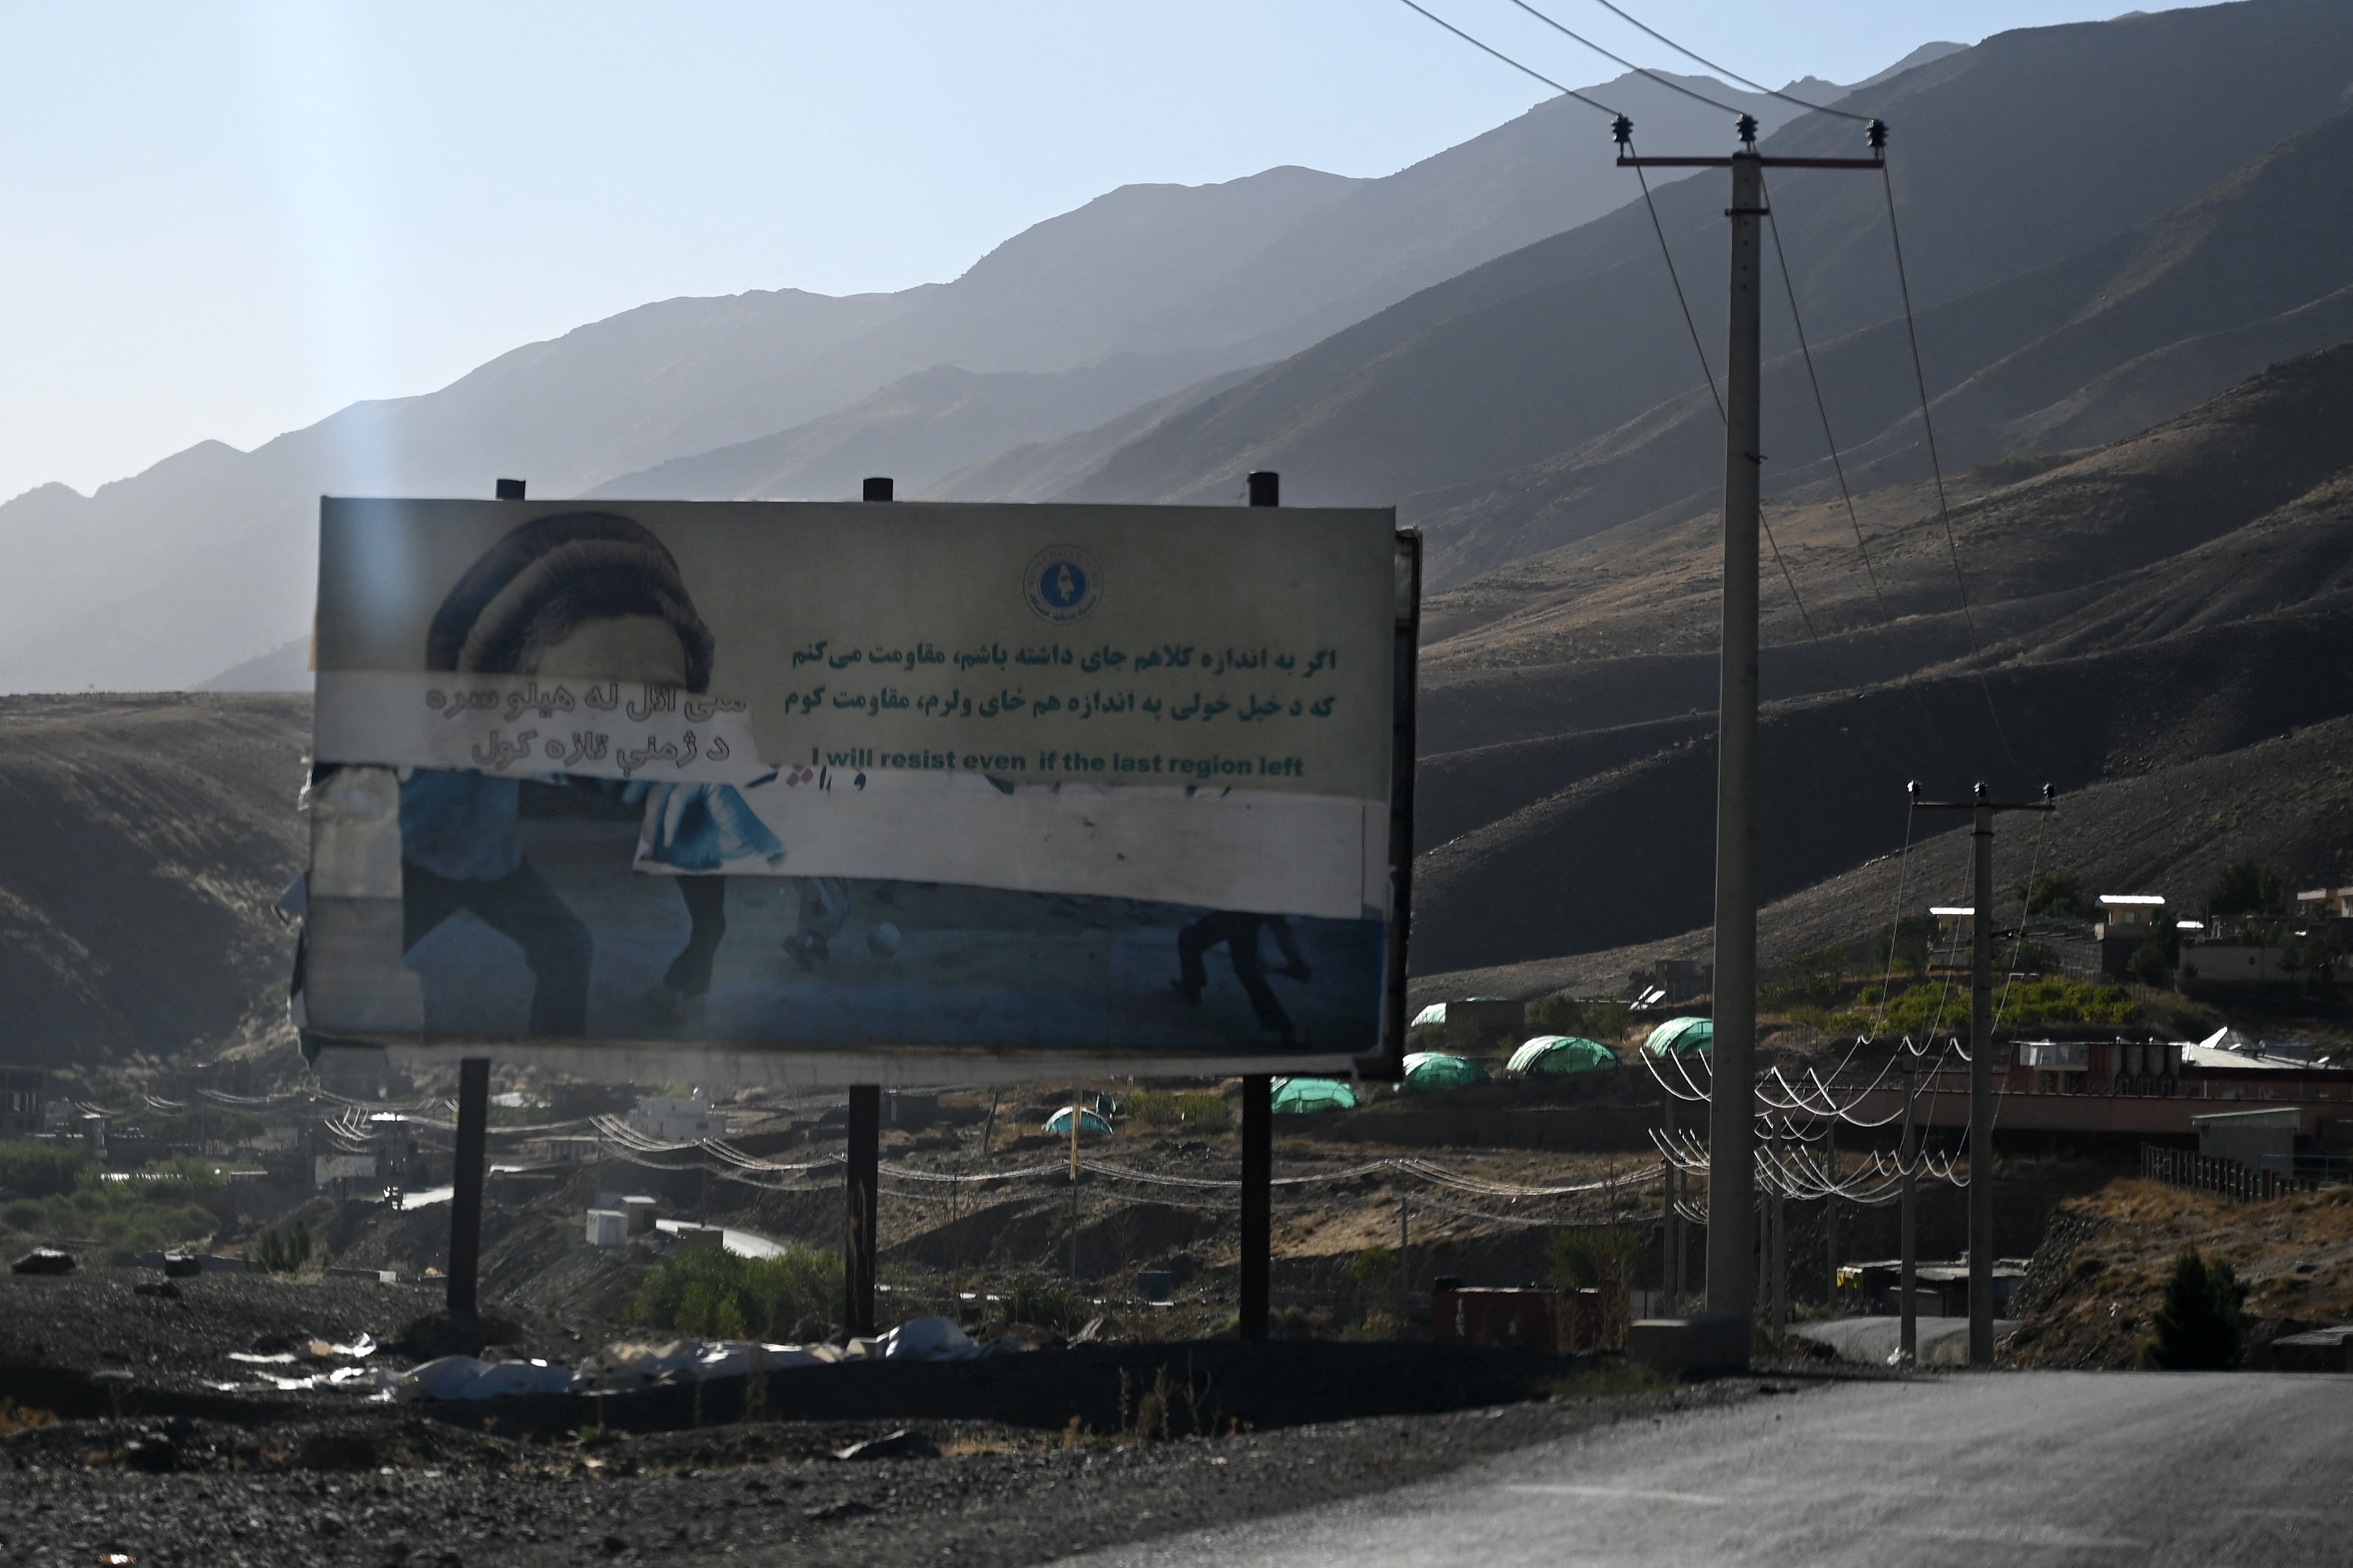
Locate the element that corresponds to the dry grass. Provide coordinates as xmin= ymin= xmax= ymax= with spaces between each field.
xmin=0 ymin=1398 xmax=56 ymax=1436
xmin=2007 ymin=1179 xmax=2353 ymax=1368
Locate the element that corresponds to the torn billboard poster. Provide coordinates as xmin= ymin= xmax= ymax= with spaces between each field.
xmin=298 ymin=499 xmax=1410 ymax=1081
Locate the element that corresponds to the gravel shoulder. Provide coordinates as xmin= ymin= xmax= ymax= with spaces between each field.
xmin=1 ymin=1375 xmax=1794 ymax=1567
xmin=0 ymin=1261 xmax=1840 ymax=1567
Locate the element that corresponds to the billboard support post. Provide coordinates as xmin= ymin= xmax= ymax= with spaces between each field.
xmin=846 ymin=1084 xmax=880 ymax=1339
xmin=1237 ymin=469 xmax=1282 ymax=1343
xmin=448 ymin=1056 xmax=490 ymax=1316
xmin=838 ymin=476 xmax=896 ymax=1341
xmin=444 ymin=474 xmax=526 ymax=1322
xmin=1238 ymin=1073 xmax=1272 ymax=1339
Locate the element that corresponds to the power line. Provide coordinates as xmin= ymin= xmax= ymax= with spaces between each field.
xmin=1877 ymin=158 xmax=2032 ymax=786
xmin=1759 ymin=168 xmax=1954 ymax=758
xmin=1502 ymin=0 xmax=1748 ymax=116
xmin=1610 ymin=129 xmax=1849 ymax=690
xmin=1574 ymin=0 xmax=1875 ymax=122
xmin=1622 ymin=141 xmax=1721 ymax=418
xmin=1392 ymin=0 xmax=1624 ymax=116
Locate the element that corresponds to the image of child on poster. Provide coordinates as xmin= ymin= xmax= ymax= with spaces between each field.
xmin=398 ymin=511 xmax=784 ymax=1035
xmin=1171 ymin=912 xmax=1314 ymax=1046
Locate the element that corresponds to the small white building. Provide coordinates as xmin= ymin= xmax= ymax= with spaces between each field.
xmin=1931 ymin=906 xmax=1975 ymax=944
xmin=2096 ymin=894 xmax=2165 ymax=941
xmin=630 ymin=1095 xmax=718 ymax=1143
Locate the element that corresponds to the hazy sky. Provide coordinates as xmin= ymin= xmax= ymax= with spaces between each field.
xmin=1 ymin=0 xmax=2200 ymax=503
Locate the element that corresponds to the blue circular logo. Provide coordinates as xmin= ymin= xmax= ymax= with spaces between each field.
xmin=1024 ymin=545 xmax=1102 ymax=624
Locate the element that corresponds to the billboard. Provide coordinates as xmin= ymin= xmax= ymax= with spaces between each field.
xmin=297 ymin=499 xmax=1412 ymax=1084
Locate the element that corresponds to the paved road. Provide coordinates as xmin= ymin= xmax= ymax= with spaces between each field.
xmin=653 ymin=1215 xmax=788 ymax=1258
xmin=1788 ymin=1315 xmax=2017 ymax=1367
xmin=1068 ymin=1373 xmax=2353 ymax=1567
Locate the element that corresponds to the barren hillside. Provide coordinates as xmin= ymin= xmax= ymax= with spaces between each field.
xmin=0 ymin=694 xmax=307 ymax=1067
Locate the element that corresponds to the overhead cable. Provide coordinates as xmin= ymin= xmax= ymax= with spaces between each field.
xmin=1573 ymin=0 xmax=1875 ymax=122
xmin=1392 ymin=0 xmax=1624 ymax=116
xmin=1759 ymin=170 xmax=1954 ymax=755
xmin=1501 ymin=0 xmax=1748 ymax=115
xmin=1877 ymin=160 xmax=2031 ymax=786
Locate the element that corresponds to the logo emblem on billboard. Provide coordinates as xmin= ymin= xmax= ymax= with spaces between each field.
xmin=1024 ymin=545 xmax=1101 ymax=624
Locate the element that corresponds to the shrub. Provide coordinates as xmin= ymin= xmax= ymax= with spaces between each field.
xmin=0 ymin=1140 xmax=89 ymax=1200
xmin=1127 ymin=1091 xmax=1181 ymax=1128
xmin=1173 ymin=1092 xmax=1227 ymax=1125
xmin=1879 ymin=975 xmax=2138 ymax=1034
xmin=2140 ymin=1246 xmax=2246 ymax=1370
xmin=250 ymin=1220 xmax=313 ymax=1275
xmin=1785 ymin=1005 xmax=1870 ymax=1035
xmin=1349 ymin=1243 xmax=1398 ymax=1293
xmin=1269 ymin=1304 xmax=1334 ymax=1339
xmin=631 ymin=1246 xmax=843 ymax=1340
xmin=1548 ymin=1227 xmax=1640 ymax=1293
xmin=1525 ymin=994 xmax=1584 ymax=1035
xmin=1002 ymin=1278 xmax=1091 ymax=1335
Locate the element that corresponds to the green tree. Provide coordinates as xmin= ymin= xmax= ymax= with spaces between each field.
xmin=1874 ymin=915 xmax=1939 ymax=977
xmin=2139 ymin=1247 xmax=2247 ymax=1370
xmin=1349 ymin=1243 xmax=1399 ymax=1293
xmin=0 ymin=1140 xmax=90 ymax=1199
xmin=631 ymin=1246 xmax=844 ymax=1339
xmin=2018 ymin=869 xmax=2089 ymax=921
xmin=2205 ymin=862 xmax=2284 ymax=931
xmin=1525 ymin=994 xmax=1583 ymax=1035
xmin=2128 ymin=925 xmax=2177 ymax=987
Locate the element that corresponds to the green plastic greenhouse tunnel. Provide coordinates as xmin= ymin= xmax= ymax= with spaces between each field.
xmin=1401 ymin=1051 xmax=1492 ymax=1090
xmin=1642 ymin=1017 xmax=1714 ymax=1056
xmin=1270 ymin=1077 xmax=1359 ymax=1114
xmin=1043 ymin=1105 xmax=1112 ymax=1137
xmin=1505 ymin=1036 xmax=1619 ymax=1076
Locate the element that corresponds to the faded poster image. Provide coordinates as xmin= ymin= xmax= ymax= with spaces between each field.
xmin=301 ymin=498 xmax=1400 ymax=1078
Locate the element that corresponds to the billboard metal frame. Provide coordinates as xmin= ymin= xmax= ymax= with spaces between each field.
xmin=295 ymin=501 xmax=1417 ymax=1087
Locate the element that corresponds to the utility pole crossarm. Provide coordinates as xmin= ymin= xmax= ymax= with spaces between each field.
xmin=1911 ymin=780 xmax=2059 ymax=815
xmin=1617 ymin=155 xmax=1885 ymax=169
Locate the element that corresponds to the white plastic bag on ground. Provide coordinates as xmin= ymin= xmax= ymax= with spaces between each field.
xmin=868 ymin=1314 xmax=1029 ymax=1362
xmin=691 ymin=1340 xmax=833 ymax=1379
xmin=575 ymin=1339 xmax=708 ymax=1390
xmin=392 ymin=1355 xmax=581 ymax=1402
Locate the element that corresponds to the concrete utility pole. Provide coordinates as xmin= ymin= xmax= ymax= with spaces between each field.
xmin=1708 ymin=137 xmax=1765 ymax=1324
xmin=1912 ymin=780 xmax=2055 ymax=1365
xmin=1616 ymin=116 xmax=1887 ymax=1359
xmin=1968 ymin=792 xmax=1994 ymax=1363
xmin=1824 ymin=1122 xmax=1839 ymax=1308
xmin=1899 ymin=1062 xmax=1918 ymax=1367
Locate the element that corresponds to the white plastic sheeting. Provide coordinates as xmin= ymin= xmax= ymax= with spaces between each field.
xmin=383 ymin=1316 xmax=1027 ymax=1401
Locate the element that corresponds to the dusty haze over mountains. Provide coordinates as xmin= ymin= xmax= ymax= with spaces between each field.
xmin=3 ymin=66 xmax=1828 ymax=697
xmin=5 ymin=1 xmax=2352 ymax=1056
